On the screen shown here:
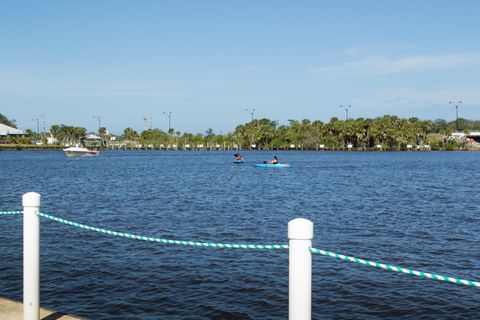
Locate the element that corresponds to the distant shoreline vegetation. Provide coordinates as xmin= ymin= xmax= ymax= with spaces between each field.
xmin=1 ymin=113 xmax=479 ymax=151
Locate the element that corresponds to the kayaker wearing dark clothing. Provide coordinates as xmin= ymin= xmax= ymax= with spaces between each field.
xmin=264 ymin=155 xmax=278 ymax=164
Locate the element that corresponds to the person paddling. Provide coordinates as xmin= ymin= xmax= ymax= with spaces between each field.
xmin=264 ymin=155 xmax=278 ymax=164
xmin=234 ymin=153 xmax=243 ymax=161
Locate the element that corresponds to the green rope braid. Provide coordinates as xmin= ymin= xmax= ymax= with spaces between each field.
xmin=37 ymin=212 xmax=289 ymax=250
xmin=3 ymin=211 xmax=478 ymax=288
xmin=0 ymin=211 xmax=23 ymax=215
xmin=310 ymin=247 xmax=480 ymax=288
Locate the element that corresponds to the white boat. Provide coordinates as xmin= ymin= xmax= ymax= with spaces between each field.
xmin=63 ymin=146 xmax=99 ymax=157
xmin=467 ymin=132 xmax=480 ymax=144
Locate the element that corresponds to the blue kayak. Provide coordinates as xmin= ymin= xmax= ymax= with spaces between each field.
xmin=254 ymin=163 xmax=290 ymax=168
xmin=234 ymin=159 xmax=245 ymax=163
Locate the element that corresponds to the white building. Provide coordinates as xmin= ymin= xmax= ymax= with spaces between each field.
xmin=47 ymin=136 xmax=58 ymax=144
xmin=0 ymin=123 xmax=23 ymax=136
xmin=0 ymin=123 xmax=24 ymax=142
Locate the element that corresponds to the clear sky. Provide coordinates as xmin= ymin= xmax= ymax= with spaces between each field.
xmin=1 ymin=0 xmax=479 ymax=134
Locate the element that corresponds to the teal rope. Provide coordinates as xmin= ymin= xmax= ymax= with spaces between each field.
xmin=3 ymin=210 xmax=478 ymax=288
xmin=37 ymin=212 xmax=289 ymax=250
xmin=0 ymin=211 xmax=22 ymax=215
xmin=310 ymin=247 xmax=480 ymax=288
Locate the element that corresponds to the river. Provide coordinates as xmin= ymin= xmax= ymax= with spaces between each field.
xmin=0 ymin=150 xmax=479 ymax=319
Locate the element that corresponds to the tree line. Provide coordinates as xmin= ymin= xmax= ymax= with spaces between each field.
xmin=1 ymin=112 xmax=479 ymax=150
xmin=231 ymin=116 xmax=478 ymax=150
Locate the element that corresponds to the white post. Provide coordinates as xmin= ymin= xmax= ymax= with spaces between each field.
xmin=23 ymin=192 xmax=41 ymax=320
xmin=289 ymin=218 xmax=313 ymax=320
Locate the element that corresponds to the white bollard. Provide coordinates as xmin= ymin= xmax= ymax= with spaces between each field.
xmin=23 ymin=192 xmax=41 ymax=320
xmin=289 ymin=218 xmax=313 ymax=320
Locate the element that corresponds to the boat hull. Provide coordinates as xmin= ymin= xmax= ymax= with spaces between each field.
xmin=63 ymin=147 xmax=99 ymax=157
xmin=254 ymin=163 xmax=290 ymax=168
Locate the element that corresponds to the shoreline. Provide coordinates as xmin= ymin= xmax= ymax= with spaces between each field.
xmin=0 ymin=145 xmax=478 ymax=152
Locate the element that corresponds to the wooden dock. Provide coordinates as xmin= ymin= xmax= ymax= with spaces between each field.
xmin=0 ymin=297 xmax=85 ymax=320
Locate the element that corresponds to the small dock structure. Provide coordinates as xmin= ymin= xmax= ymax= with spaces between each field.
xmin=0 ymin=297 xmax=84 ymax=320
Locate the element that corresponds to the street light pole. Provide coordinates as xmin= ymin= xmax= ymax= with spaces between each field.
xmin=163 ymin=112 xmax=172 ymax=134
xmin=40 ymin=115 xmax=46 ymax=134
xmin=339 ymin=104 xmax=351 ymax=120
xmin=449 ymin=101 xmax=462 ymax=132
xmin=143 ymin=118 xmax=148 ymax=131
xmin=245 ymin=108 xmax=255 ymax=121
xmin=93 ymin=115 xmax=101 ymax=132
xmin=32 ymin=118 xmax=40 ymax=138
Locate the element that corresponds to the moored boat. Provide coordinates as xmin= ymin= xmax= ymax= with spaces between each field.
xmin=63 ymin=146 xmax=99 ymax=157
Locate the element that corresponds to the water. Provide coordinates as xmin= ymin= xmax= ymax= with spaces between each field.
xmin=0 ymin=151 xmax=479 ymax=319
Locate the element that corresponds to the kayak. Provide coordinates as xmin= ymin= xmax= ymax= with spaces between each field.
xmin=254 ymin=163 xmax=290 ymax=168
xmin=234 ymin=159 xmax=245 ymax=163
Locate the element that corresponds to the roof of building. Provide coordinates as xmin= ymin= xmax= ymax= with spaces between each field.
xmin=82 ymin=134 xmax=102 ymax=140
xmin=0 ymin=123 xmax=23 ymax=136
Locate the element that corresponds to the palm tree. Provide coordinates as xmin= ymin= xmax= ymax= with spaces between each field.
xmin=123 ymin=127 xmax=139 ymax=141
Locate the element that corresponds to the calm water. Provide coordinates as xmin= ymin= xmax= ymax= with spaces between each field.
xmin=0 ymin=151 xmax=479 ymax=319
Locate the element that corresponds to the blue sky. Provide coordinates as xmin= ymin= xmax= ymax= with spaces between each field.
xmin=1 ymin=0 xmax=479 ymax=134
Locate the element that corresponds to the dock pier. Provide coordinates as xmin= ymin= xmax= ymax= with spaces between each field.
xmin=0 ymin=297 xmax=84 ymax=320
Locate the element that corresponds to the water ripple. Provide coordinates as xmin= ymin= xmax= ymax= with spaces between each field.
xmin=0 ymin=151 xmax=479 ymax=319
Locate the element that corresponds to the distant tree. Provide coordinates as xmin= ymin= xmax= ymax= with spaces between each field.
xmin=429 ymin=119 xmax=448 ymax=134
xmin=204 ymin=128 xmax=214 ymax=147
xmin=255 ymin=118 xmax=277 ymax=149
xmin=123 ymin=127 xmax=139 ymax=141
xmin=140 ymin=128 xmax=169 ymax=145
xmin=50 ymin=125 xmax=86 ymax=145
xmin=0 ymin=113 xmax=16 ymax=128
xmin=205 ymin=128 xmax=214 ymax=138
xmin=50 ymin=124 xmax=60 ymax=137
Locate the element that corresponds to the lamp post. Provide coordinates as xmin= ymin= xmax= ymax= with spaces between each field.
xmin=163 ymin=112 xmax=172 ymax=134
xmin=143 ymin=118 xmax=148 ymax=131
xmin=339 ymin=104 xmax=351 ymax=120
xmin=245 ymin=108 xmax=255 ymax=121
xmin=449 ymin=101 xmax=462 ymax=132
xmin=143 ymin=118 xmax=153 ymax=131
xmin=40 ymin=115 xmax=46 ymax=135
xmin=93 ymin=115 xmax=101 ymax=132
xmin=32 ymin=118 xmax=40 ymax=141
